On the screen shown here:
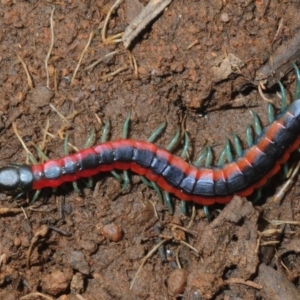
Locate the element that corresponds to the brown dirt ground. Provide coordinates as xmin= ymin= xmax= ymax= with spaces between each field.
xmin=1 ymin=1 xmax=300 ymax=299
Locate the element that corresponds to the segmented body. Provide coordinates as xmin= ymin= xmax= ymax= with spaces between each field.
xmin=1 ymin=99 xmax=300 ymax=206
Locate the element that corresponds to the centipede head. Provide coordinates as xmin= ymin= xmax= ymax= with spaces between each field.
xmin=0 ymin=164 xmax=33 ymax=194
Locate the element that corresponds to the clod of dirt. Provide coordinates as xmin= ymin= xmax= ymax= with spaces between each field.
xmin=26 ymin=86 xmax=54 ymax=113
xmin=187 ymin=271 xmax=223 ymax=300
xmin=167 ymin=268 xmax=188 ymax=296
xmin=211 ymin=53 xmax=244 ymax=83
xmin=70 ymin=250 xmax=91 ymax=275
xmin=257 ymin=263 xmax=300 ymax=300
xmin=41 ymin=269 xmax=73 ymax=296
xmin=190 ymin=197 xmax=259 ymax=298
xmin=0 ymin=290 xmax=18 ymax=300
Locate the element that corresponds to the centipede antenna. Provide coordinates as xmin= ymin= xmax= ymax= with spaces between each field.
xmin=84 ymin=127 xmax=95 ymax=148
xmin=225 ymin=139 xmax=233 ymax=162
xmin=267 ymin=103 xmax=275 ymax=124
xmin=101 ymin=119 xmax=110 ymax=142
xmin=277 ymin=81 xmax=287 ymax=111
xmin=164 ymin=191 xmax=173 ymax=214
xmin=292 ymin=62 xmax=300 ymax=100
xmin=194 ymin=148 xmax=208 ymax=167
xmin=204 ymin=146 xmax=213 ymax=167
xmin=233 ymin=133 xmax=243 ymax=157
xmin=166 ymin=127 xmax=181 ymax=152
xmin=246 ymin=125 xmax=254 ymax=147
xmin=251 ymin=111 xmax=263 ymax=136
xmin=122 ymin=113 xmax=131 ymax=138
xmin=181 ymin=132 xmax=190 ymax=160
xmin=147 ymin=122 xmax=167 ymax=143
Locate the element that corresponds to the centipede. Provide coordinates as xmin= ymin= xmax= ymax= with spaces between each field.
xmin=1 ymin=66 xmax=300 ymax=207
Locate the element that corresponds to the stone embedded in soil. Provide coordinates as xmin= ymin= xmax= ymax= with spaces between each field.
xmin=100 ymin=223 xmax=123 ymax=242
xmin=70 ymin=250 xmax=91 ymax=275
xmin=70 ymin=272 xmax=85 ymax=294
xmin=41 ymin=269 xmax=72 ymax=296
xmin=167 ymin=269 xmax=188 ymax=296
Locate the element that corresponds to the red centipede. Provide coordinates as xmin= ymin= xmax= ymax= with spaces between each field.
xmin=0 ymin=97 xmax=300 ymax=206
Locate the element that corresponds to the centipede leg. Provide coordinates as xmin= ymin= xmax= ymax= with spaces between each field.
xmin=101 ymin=119 xmax=123 ymax=183
xmin=140 ymin=176 xmax=164 ymax=203
xmin=233 ymin=133 xmax=243 ymax=157
xmin=139 ymin=122 xmax=168 ymax=204
xmin=63 ymin=134 xmax=81 ymax=194
xmin=246 ymin=125 xmax=254 ymax=147
xmin=180 ymin=132 xmax=190 ymax=215
xmin=29 ymin=145 xmax=47 ymax=203
xmin=119 ymin=113 xmax=132 ymax=192
xmin=164 ymin=127 xmax=182 ymax=214
xmin=147 ymin=122 xmax=167 ymax=143
xmin=82 ymin=128 xmax=96 ymax=188
xmin=292 ymin=62 xmax=300 ymax=100
xmin=251 ymin=111 xmax=263 ymax=136
xmin=30 ymin=189 xmax=42 ymax=204
xmin=267 ymin=103 xmax=275 ymax=123
xmin=200 ymin=146 xmax=215 ymax=219
xmin=194 ymin=147 xmax=208 ymax=167
xmin=278 ymin=81 xmax=287 ymax=112
xmin=193 ymin=146 xmax=211 ymax=218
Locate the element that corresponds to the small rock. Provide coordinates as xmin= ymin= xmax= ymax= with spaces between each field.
xmin=167 ymin=269 xmax=188 ymax=296
xmin=100 ymin=223 xmax=122 ymax=242
xmin=70 ymin=273 xmax=85 ymax=294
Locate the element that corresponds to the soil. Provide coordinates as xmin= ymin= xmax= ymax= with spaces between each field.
xmin=1 ymin=1 xmax=300 ymax=299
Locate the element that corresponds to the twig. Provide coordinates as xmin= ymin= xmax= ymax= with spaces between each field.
xmin=130 ymin=239 xmax=169 ymax=289
xmin=122 ymin=0 xmax=173 ymax=48
xmin=258 ymin=82 xmax=275 ymax=104
xmin=85 ymin=50 xmax=121 ymax=71
xmin=26 ymin=225 xmax=49 ymax=269
xmin=101 ymin=65 xmax=128 ymax=79
xmin=224 ymin=278 xmax=262 ymax=290
xmin=45 ymin=6 xmax=55 ymax=89
xmin=0 ymin=207 xmax=23 ymax=215
xmin=20 ymin=292 xmax=54 ymax=300
xmin=17 ymin=54 xmax=33 ymax=89
xmin=49 ymin=103 xmax=70 ymax=124
xmin=71 ymin=31 xmax=94 ymax=85
xmin=101 ymin=0 xmax=123 ymax=44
